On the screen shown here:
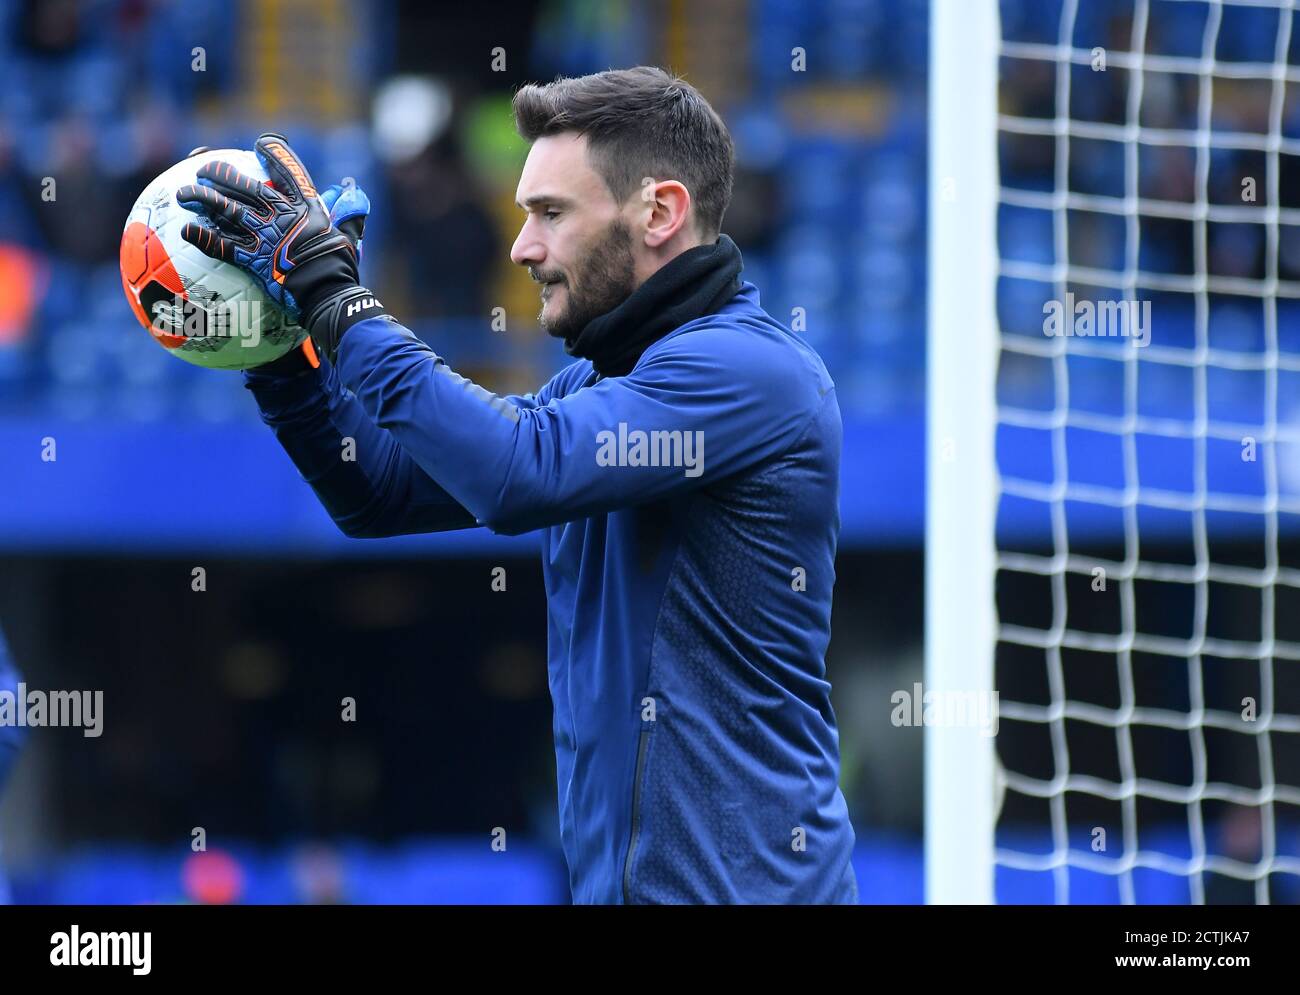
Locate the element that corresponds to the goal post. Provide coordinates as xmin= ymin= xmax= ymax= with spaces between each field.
xmin=928 ymin=0 xmax=1300 ymax=905
xmin=925 ymin=0 xmax=1001 ymax=905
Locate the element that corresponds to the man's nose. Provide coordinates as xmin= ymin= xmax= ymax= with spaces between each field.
xmin=510 ymin=217 xmax=544 ymax=267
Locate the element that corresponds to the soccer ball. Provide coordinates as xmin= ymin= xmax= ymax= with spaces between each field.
xmin=119 ymin=148 xmax=307 ymax=370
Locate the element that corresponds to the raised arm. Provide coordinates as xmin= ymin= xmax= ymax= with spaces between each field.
xmin=243 ymin=351 xmax=480 ymax=538
xmin=331 ymin=314 xmax=831 ymax=535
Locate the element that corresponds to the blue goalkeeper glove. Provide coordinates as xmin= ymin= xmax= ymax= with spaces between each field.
xmin=175 ymin=133 xmax=386 ymax=364
xmin=244 ymin=177 xmax=373 ymax=375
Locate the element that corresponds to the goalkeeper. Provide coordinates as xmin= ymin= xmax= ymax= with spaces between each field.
xmin=177 ymin=67 xmax=857 ymax=904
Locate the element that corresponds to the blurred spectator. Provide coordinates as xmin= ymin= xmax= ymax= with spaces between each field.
xmin=384 ymin=133 xmax=499 ymax=320
xmin=24 ymin=117 xmax=127 ymax=265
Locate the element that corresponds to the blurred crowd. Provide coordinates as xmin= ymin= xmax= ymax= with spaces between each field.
xmin=0 ymin=0 xmax=929 ymax=421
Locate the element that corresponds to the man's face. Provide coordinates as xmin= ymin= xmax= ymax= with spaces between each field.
xmin=510 ymin=133 xmax=639 ymax=342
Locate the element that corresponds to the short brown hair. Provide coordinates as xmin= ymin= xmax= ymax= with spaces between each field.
xmin=512 ymin=66 xmax=735 ymax=241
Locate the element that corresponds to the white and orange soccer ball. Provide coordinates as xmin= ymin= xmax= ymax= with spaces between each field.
xmin=119 ymin=149 xmax=307 ymax=370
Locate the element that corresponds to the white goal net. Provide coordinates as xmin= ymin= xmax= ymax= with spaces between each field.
xmin=928 ymin=0 xmax=1300 ymax=904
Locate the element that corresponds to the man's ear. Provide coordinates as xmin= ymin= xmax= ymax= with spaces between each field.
xmin=639 ymin=178 xmax=692 ymax=248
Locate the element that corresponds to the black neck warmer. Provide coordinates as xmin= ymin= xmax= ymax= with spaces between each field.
xmin=562 ymin=234 xmax=744 ymax=378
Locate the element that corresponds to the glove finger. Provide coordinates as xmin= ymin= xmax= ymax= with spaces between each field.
xmin=194 ymin=160 xmax=273 ymax=211
xmin=179 ymin=218 xmax=242 ymax=266
xmin=255 ymin=132 xmax=320 ymax=202
xmin=327 ymin=178 xmax=370 ymax=236
xmin=319 ymin=183 xmax=343 ymax=213
xmin=337 ymin=217 xmax=365 ymax=260
xmin=175 ymin=182 xmax=248 ymax=229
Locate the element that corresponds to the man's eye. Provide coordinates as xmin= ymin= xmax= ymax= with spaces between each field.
xmin=544 ymin=209 xmax=560 ymax=220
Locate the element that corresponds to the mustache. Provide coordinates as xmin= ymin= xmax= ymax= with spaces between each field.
xmin=529 ymin=269 xmax=565 ymax=285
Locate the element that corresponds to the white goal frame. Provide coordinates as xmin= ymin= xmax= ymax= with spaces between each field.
xmin=925 ymin=0 xmax=1001 ymax=905
xmin=925 ymin=0 xmax=1300 ymax=906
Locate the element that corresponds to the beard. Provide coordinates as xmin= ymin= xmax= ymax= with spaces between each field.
xmin=532 ymin=218 xmax=637 ymax=343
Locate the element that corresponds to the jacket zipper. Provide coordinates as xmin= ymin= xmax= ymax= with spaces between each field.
xmin=622 ymin=723 xmax=651 ymax=904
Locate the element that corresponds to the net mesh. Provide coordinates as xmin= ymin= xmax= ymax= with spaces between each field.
xmin=993 ymin=0 xmax=1300 ymax=903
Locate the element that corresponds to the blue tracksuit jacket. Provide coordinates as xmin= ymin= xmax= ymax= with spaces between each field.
xmin=245 ymin=280 xmax=858 ymax=903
